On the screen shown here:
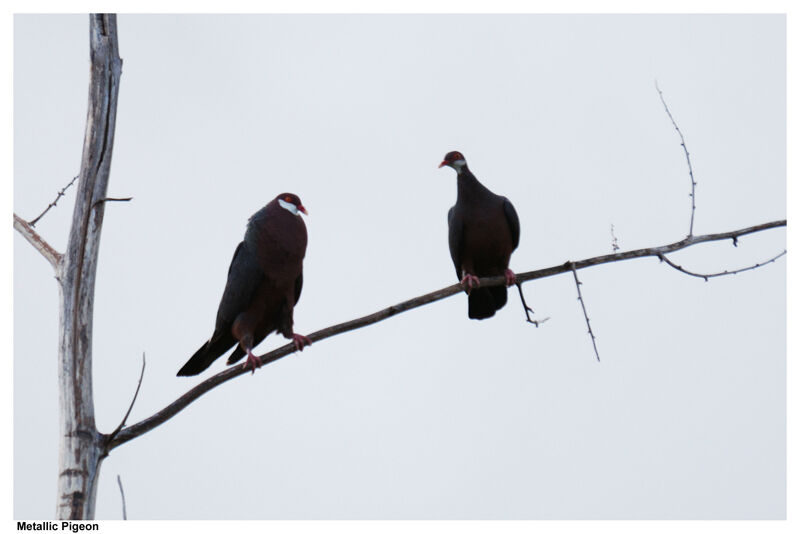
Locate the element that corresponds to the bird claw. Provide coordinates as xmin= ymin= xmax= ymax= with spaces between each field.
xmin=243 ymin=350 xmax=262 ymax=375
xmin=292 ymin=333 xmax=312 ymax=352
xmin=504 ymin=269 xmax=517 ymax=287
xmin=460 ymin=273 xmax=481 ymax=294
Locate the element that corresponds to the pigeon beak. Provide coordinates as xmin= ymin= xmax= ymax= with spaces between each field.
xmin=298 ymin=205 xmax=308 ymax=216
xmin=438 ymin=161 xmax=447 ymax=168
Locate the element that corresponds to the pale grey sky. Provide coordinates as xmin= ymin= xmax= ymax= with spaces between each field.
xmin=14 ymin=14 xmax=785 ymax=519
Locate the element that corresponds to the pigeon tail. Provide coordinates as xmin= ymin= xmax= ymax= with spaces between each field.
xmin=177 ymin=332 xmax=235 ymax=376
xmin=467 ymin=285 xmax=508 ymax=320
xmin=489 ymin=284 xmax=508 ymax=310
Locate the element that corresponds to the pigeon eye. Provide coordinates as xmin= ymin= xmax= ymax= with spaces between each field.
xmin=284 ymin=196 xmax=292 ymax=203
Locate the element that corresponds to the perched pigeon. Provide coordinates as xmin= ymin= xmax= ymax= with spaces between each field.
xmin=439 ymin=151 xmax=520 ymax=319
xmin=177 ymin=193 xmax=311 ymax=376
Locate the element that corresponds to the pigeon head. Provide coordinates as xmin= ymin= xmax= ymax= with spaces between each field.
xmin=277 ymin=193 xmax=308 ymax=216
xmin=438 ymin=151 xmax=467 ymax=171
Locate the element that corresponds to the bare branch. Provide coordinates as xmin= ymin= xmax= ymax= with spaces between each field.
xmin=13 ymin=213 xmax=62 ymax=271
xmin=104 ymin=219 xmax=785 ymax=451
xmin=28 ymin=174 xmax=79 ymax=227
xmin=116 ymin=475 xmax=127 ymax=520
xmin=516 ymin=284 xmax=549 ymax=327
xmin=610 ymin=224 xmax=620 ymax=252
xmin=570 ymin=263 xmax=600 ymax=362
xmin=656 ymin=81 xmax=697 ymax=237
xmin=106 ymin=353 xmax=146 ymax=448
xmin=658 ymin=250 xmax=787 ymax=281
xmin=92 ymin=196 xmax=133 ymax=209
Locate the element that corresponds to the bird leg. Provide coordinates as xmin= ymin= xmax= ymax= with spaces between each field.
xmin=460 ymin=273 xmax=481 ymax=294
xmin=291 ymin=333 xmax=312 ymax=352
xmin=504 ymin=269 xmax=517 ymax=286
xmin=243 ymin=349 xmax=262 ymax=375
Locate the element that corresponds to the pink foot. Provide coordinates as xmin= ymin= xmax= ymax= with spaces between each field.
xmin=243 ymin=349 xmax=262 ymax=375
xmin=292 ymin=333 xmax=312 ymax=352
xmin=460 ymin=273 xmax=481 ymax=294
xmin=504 ymin=269 xmax=517 ymax=287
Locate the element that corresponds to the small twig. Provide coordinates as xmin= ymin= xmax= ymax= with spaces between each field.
xmin=570 ymin=262 xmax=600 ymax=362
xmin=13 ymin=213 xmax=62 ymax=271
xmin=516 ymin=283 xmax=549 ymax=327
xmin=658 ymin=250 xmax=786 ymax=281
xmin=116 ymin=475 xmax=127 ymax=520
xmin=656 ymin=81 xmax=697 ymax=237
xmin=28 ymin=175 xmax=79 ymax=227
xmin=92 ymin=196 xmax=133 ymax=209
xmin=106 ymin=353 xmax=146 ymax=448
xmin=610 ymin=224 xmax=620 ymax=252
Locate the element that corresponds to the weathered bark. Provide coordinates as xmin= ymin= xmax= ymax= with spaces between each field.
xmin=55 ymin=14 xmax=122 ymax=520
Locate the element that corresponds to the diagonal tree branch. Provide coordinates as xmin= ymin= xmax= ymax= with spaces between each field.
xmin=104 ymin=218 xmax=786 ymax=451
xmin=13 ymin=213 xmax=62 ymax=271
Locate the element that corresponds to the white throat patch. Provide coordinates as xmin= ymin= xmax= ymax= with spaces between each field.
xmin=452 ymin=159 xmax=467 ymax=170
xmin=278 ymin=198 xmax=299 ymax=215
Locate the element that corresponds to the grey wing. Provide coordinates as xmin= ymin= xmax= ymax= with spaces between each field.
xmin=214 ymin=241 xmax=265 ymax=329
xmin=502 ymin=197 xmax=521 ymax=250
xmin=447 ymin=206 xmax=463 ymax=280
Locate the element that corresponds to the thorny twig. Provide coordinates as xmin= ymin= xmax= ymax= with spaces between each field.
xmin=516 ymin=283 xmax=550 ymax=327
xmin=656 ymin=81 xmax=697 ymax=237
xmin=569 ymin=262 xmax=600 ymax=362
xmin=28 ymin=175 xmax=79 ymax=227
xmin=658 ymin=250 xmax=787 ymax=281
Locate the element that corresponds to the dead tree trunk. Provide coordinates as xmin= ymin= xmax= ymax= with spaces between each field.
xmin=55 ymin=13 xmax=121 ymax=520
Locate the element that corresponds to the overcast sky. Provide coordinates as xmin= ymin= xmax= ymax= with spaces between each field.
xmin=14 ymin=14 xmax=785 ymax=520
